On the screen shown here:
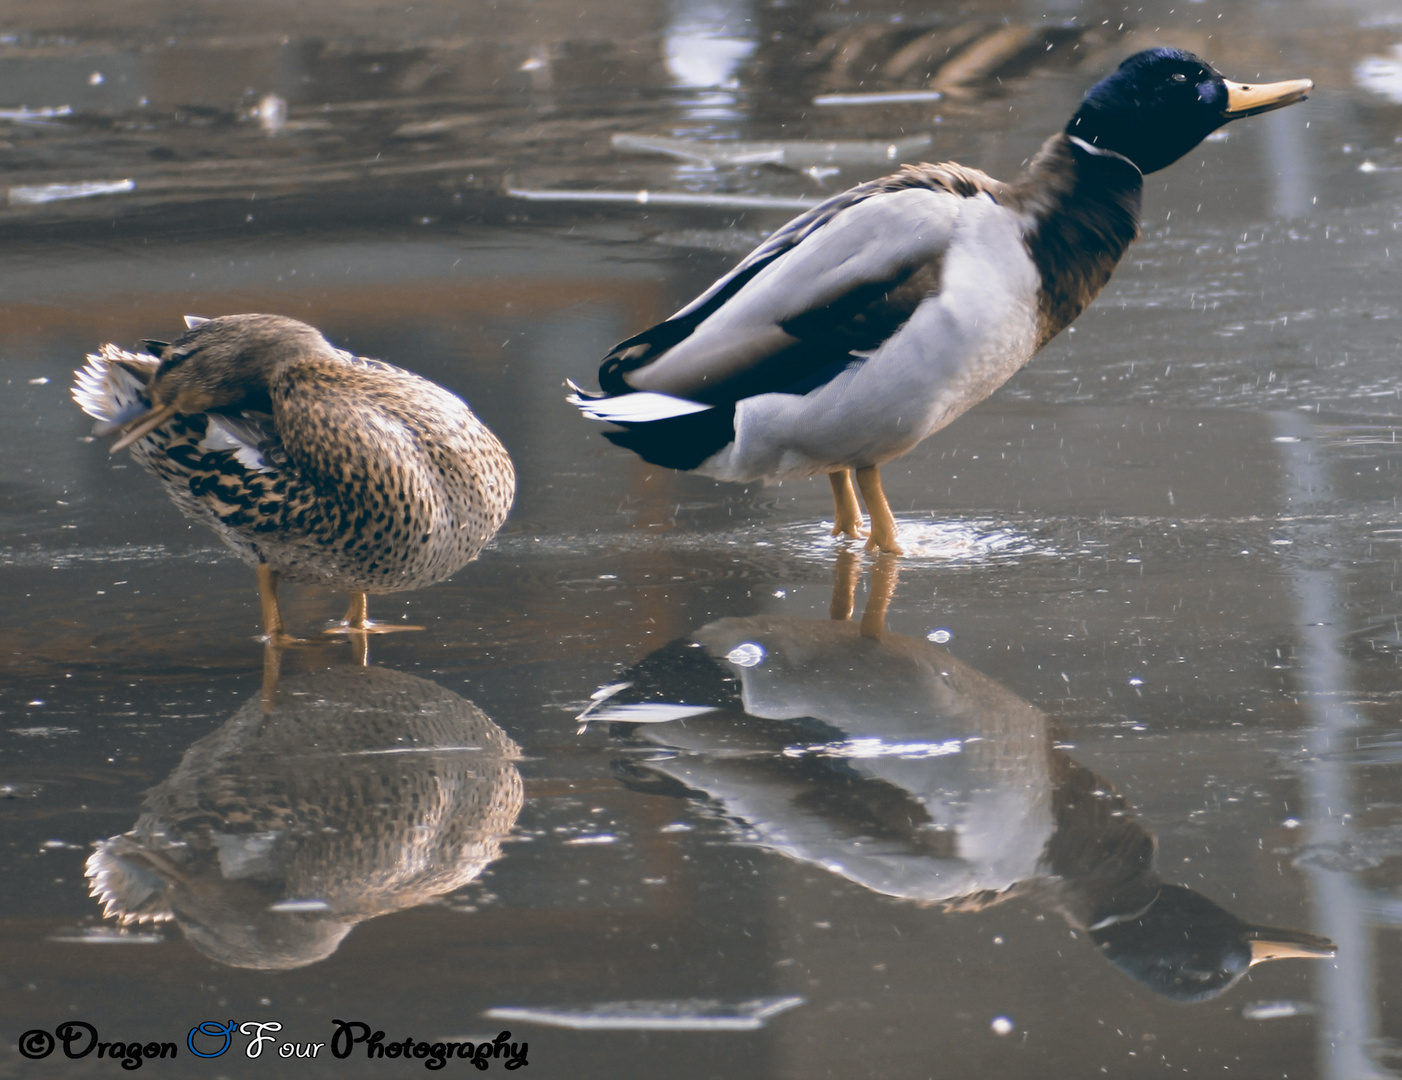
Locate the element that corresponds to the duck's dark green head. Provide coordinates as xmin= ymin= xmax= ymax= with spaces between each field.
xmin=1067 ymin=48 xmax=1311 ymax=175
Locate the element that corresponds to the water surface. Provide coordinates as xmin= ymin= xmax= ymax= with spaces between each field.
xmin=3 ymin=1 xmax=1402 ymax=1076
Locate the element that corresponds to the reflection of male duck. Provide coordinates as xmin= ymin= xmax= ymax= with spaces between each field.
xmin=580 ymin=554 xmax=1333 ymax=1002
xmin=86 ymin=665 xmax=522 ymax=970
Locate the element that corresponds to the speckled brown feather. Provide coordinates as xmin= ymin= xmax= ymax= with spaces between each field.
xmin=85 ymin=665 xmax=523 ymax=968
xmin=77 ymin=318 xmax=514 ymax=594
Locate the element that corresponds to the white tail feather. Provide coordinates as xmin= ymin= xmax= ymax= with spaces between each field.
xmin=183 ymin=314 xmax=210 ymax=329
xmin=567 ymin=389 xmax=712 ymax=424
xmin=71 ymin=344 xmax=157 ymax=426
xmin=85 ymin=842 xmax=174 ymax=926
xmin=576 ymin=702 xmax=719 ymax=727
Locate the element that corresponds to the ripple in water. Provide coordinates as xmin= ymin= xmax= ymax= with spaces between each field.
xmin=781 ymin=517 xmax=1062 ymax=565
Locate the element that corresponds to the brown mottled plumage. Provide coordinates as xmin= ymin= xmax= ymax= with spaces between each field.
xmin=73 ymin=314 xmax=514 ymax=639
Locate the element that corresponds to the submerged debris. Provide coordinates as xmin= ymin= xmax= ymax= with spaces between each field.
xmin=9 ymin=179 xmax=134 ymax=205
xmin=611 ymin=132 xmax=933 ymax=169
xmin=504 ymin=185 xmax=815 ymax=210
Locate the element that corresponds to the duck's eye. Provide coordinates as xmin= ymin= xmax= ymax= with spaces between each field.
xmin=1171 ymin=73 xmax=1188 ymax=83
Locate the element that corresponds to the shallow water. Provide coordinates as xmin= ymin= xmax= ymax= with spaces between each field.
xmin=2 ymin=1 xmax=1402 ymax=1077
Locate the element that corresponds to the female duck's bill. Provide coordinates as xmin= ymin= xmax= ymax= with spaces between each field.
xmin=570 ymin=49 xmax=1311 ymax=555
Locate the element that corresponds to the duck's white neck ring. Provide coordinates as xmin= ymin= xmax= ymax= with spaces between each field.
xmin=1067 ymin=135 xmax=1142 ymax=177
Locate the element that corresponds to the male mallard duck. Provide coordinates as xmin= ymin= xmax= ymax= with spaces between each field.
xmin=570 ymin=49 xmax=1311 ymax=553
xmin=73 ymin=313 xmax=514 ymax=642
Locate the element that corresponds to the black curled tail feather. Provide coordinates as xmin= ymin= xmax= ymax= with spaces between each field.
xmin=599 ymin=321 xmax=698 ymax=395
xmin=601 ymin=403 xmax=737 ymax=471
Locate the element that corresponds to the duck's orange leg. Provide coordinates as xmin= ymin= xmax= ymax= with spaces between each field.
xmin=829 ymin=470 xmax=868 ymax=540
xmin=340 ymin=591 xmax=370 ymax=630
xmin=859 ymin=553 xmax=899 ymax=639
xmin=261 ymin=639 xmax=284 ymax=712
xmin=855 ymin=465 xmax=903 ymax=555
xmin=830 ymin=548 xmax=860 ymax=620
xmin=257 ymin=564 xmax=306 ymax=647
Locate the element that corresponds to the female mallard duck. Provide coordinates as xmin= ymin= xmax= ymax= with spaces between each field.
xmin=73 ymin=313 xmax=514 ymax=642
xmin=570 ymin=49 xmax=1311 ymax=553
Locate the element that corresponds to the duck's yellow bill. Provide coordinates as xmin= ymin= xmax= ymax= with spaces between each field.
xmin=1223 ymin=77 xmax=1313 ymax=118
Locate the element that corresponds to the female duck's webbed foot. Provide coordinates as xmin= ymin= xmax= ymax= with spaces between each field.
xmin=855 ymin=465 xmax=903 ymax=555
xmin=829 ymin=470 xmax=869 ymax=540
xmin=323 ymin=591 xmax=424 ymax=636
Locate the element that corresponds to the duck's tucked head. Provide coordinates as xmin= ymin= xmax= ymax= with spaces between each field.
xmin=1068 ymin=48 xmax=1311 ymax=175
xmin=110 ymin=314 xmax=337 ymax=451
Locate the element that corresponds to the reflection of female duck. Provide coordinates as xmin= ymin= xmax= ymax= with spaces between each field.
xmin=72 ymin=314 xmax=514 ymax=641
xmin=86 ymin=665 xmax=522 ymax=970
xmin=580 ymin=554 xmax=1333 ymax=1001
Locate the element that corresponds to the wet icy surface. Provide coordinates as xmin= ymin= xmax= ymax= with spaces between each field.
xmin=3 ymin=0 xmax=1402 ymax=1076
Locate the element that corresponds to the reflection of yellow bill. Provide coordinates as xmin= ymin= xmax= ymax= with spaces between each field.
xmin=1223 ymin=77 xmax=1314 ymax=118
xmin=1248 ymin=934 xmax=1337 ymax=966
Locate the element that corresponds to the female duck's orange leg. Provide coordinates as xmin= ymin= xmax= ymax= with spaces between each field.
xmin=255 ymin=563 xmax=306 ymax=646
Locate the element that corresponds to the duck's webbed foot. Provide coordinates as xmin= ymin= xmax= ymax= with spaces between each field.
xmin=855 ymin=465 xmax=903 ymax=555
xmin=257 ymin=564 xmax=310 ymax=646
xmin=323 ymin=591 xmax=425 ymax=635
xmin=829 ymin=470 xmax=869 ymax=539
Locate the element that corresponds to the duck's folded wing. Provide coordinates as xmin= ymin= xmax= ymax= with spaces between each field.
xmin=602 ymin=184 xmax=965 ymax=404
xmin=270 ymin=361 xmax=477 ymax=493
xmin=623 ymin=719 xmax=965 ymax=872
xmin=201 ymin=412 xmax=279 ymax=473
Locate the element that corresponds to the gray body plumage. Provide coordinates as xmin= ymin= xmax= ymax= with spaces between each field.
xmin=591 ymin=615 xmax=1054 ymax=903
xmin=697 ymin=191 xmax=1040 ymax=482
